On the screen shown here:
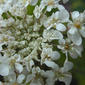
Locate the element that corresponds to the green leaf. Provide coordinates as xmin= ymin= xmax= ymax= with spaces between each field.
xmin=2 ymin=12 xmax=8 ymax=19
xmin=17 ymin=16 xmax=23 ymax=20
xmin=37 ymin=0 xmax=41 ymax=6
xmin=27 ymin=5 xmax=35 ymax=15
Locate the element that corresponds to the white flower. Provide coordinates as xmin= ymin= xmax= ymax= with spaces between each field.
xmin=56 ymin=23 xmax=66 ymax=31
xmin=25 ymin=59 xmax=34 ymax=72
xmin=60 ymin=60 xmax=73 ymax=73
xmin=67 ymin=11 xmax=85 ymax=45
xmin=79 ymin=26 xmax=85 ymax=37
xmin=0 ymin=18 xmax=15 ymax=28
xmin=0 ymin=64 xmax=9 ymax=76
xmin=0 ymin=55 xmax=10 ymax=76
xmin=43 ymin=29 xmax=63 ymax=41
xmin=33 ymin=5 xmax=42 ymax=19
xmin=41 ymin=70 xmax=55 ymax=85
xmin=67 ymin=27 xmax=82 ymax=46
xmin=9 ymin=5 xmax=25 ymax=17
xmin=54 ymin=60 xmax=72 ymax=85
xmin=17 ymin=74 xmax=25 ymax=84
xmin=0 ymin=0 xmax=84 ymax=84
xmin=57 ymin=5 xmax=69 ymax=22
xmin=44 ymin=12 xmax=59 ymax=30
xmin=26 ymin=67 xmax=44 ymax=85
xmin=24 ymin=0 xmax=38 ymax=6
xmin=44 ymin=5 xmax=69 ymax=30
xmin=33 ymin=22 xmax=41 ymax=31
xmin=41 ymin=0 xmax=60 ymax=12
xmin=30 ymin=0 xmax=38 ymax=6
xmin=15 ymin=63 xmax=23 ymax=73
xmin=32 ymin=67 xmax=41 ymax=74
xmin=59 ymin=73 xmax=72 ymax=85
xmin=4 ymin=69 xmax=16 ymax=83
xmin=26 ymin=74 xmax=34 ymax=83
xmin=0 ymin=0 xmax=12 ymax=14
xmin=71 ymin=11 xmax=80 ymax=20
xmin=44 ymin=60 xmax=59 ymax=70
xmin=57 ymin=38 xmax=83 ymax=58
xmin=41 ymin=48 xmax=60 ymax=61
xmin=12 ymin=54 xmax=21 ymax=62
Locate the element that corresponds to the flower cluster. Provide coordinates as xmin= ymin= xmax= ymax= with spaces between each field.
xmin=0 ymin=0 xmax=85 ymax=85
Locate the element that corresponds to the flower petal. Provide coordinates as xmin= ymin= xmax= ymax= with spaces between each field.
xmin=57 ymin=5 xmax=69 ymax=22
xmin=56 ymin=23 xmax=66 ymax=31
xmin=61 ymin=61 xmax=73 ymax=73
xmin=44 ymin=61 xmax=59 ymax=70
xmin=15 ymin=63 xmax=23 ymax=73
xmin=51 ymin=51 xmax=60 ymax=60
xmin=43 ymin=29 xmax=63 ymax=41
xmin=17 ymin=74 xmax=25 ymax=84
xmin=30 ymin=0 xmax=38 ymax=6
xmin=69 ymin=49 xmax=79 ymax=59
xmin=67 ymin=27 xmax=82 ymax=45
xmin=47 ymin=6 xmax=52 ymax=12
xmin=71 ymin=11 xmax=80 ymax=20
xmin=26 ymin=74 xmax=34 ymax=83
xmin=0 ymin=64 xmax=9 ymax=76
xmin=59 ymin=74 xmax=72 ymax=85
xmin=80 ymin=26 xmax=85 ymax=38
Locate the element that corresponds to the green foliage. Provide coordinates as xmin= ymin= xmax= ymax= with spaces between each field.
xmin=27 ymin=5 xmax=35 ymax=15
xmin=2 ymin=12 xmax=8 ymax=19
xmin=71 ymin=0 xmax=85 ymax=12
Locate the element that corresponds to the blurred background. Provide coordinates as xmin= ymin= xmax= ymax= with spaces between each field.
xmin=71 ymin=0 xmax=85 ymax=12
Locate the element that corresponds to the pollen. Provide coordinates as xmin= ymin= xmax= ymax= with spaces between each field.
xmin=65 ymin=43 xmax=69 ymax=50
xmin=13 ymin=82 xmax=18 ymax=85
xmin=48 ymin=0 xmax=54 ymax=5
xmin=74 ymin=22 xmax=81 ymax=29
